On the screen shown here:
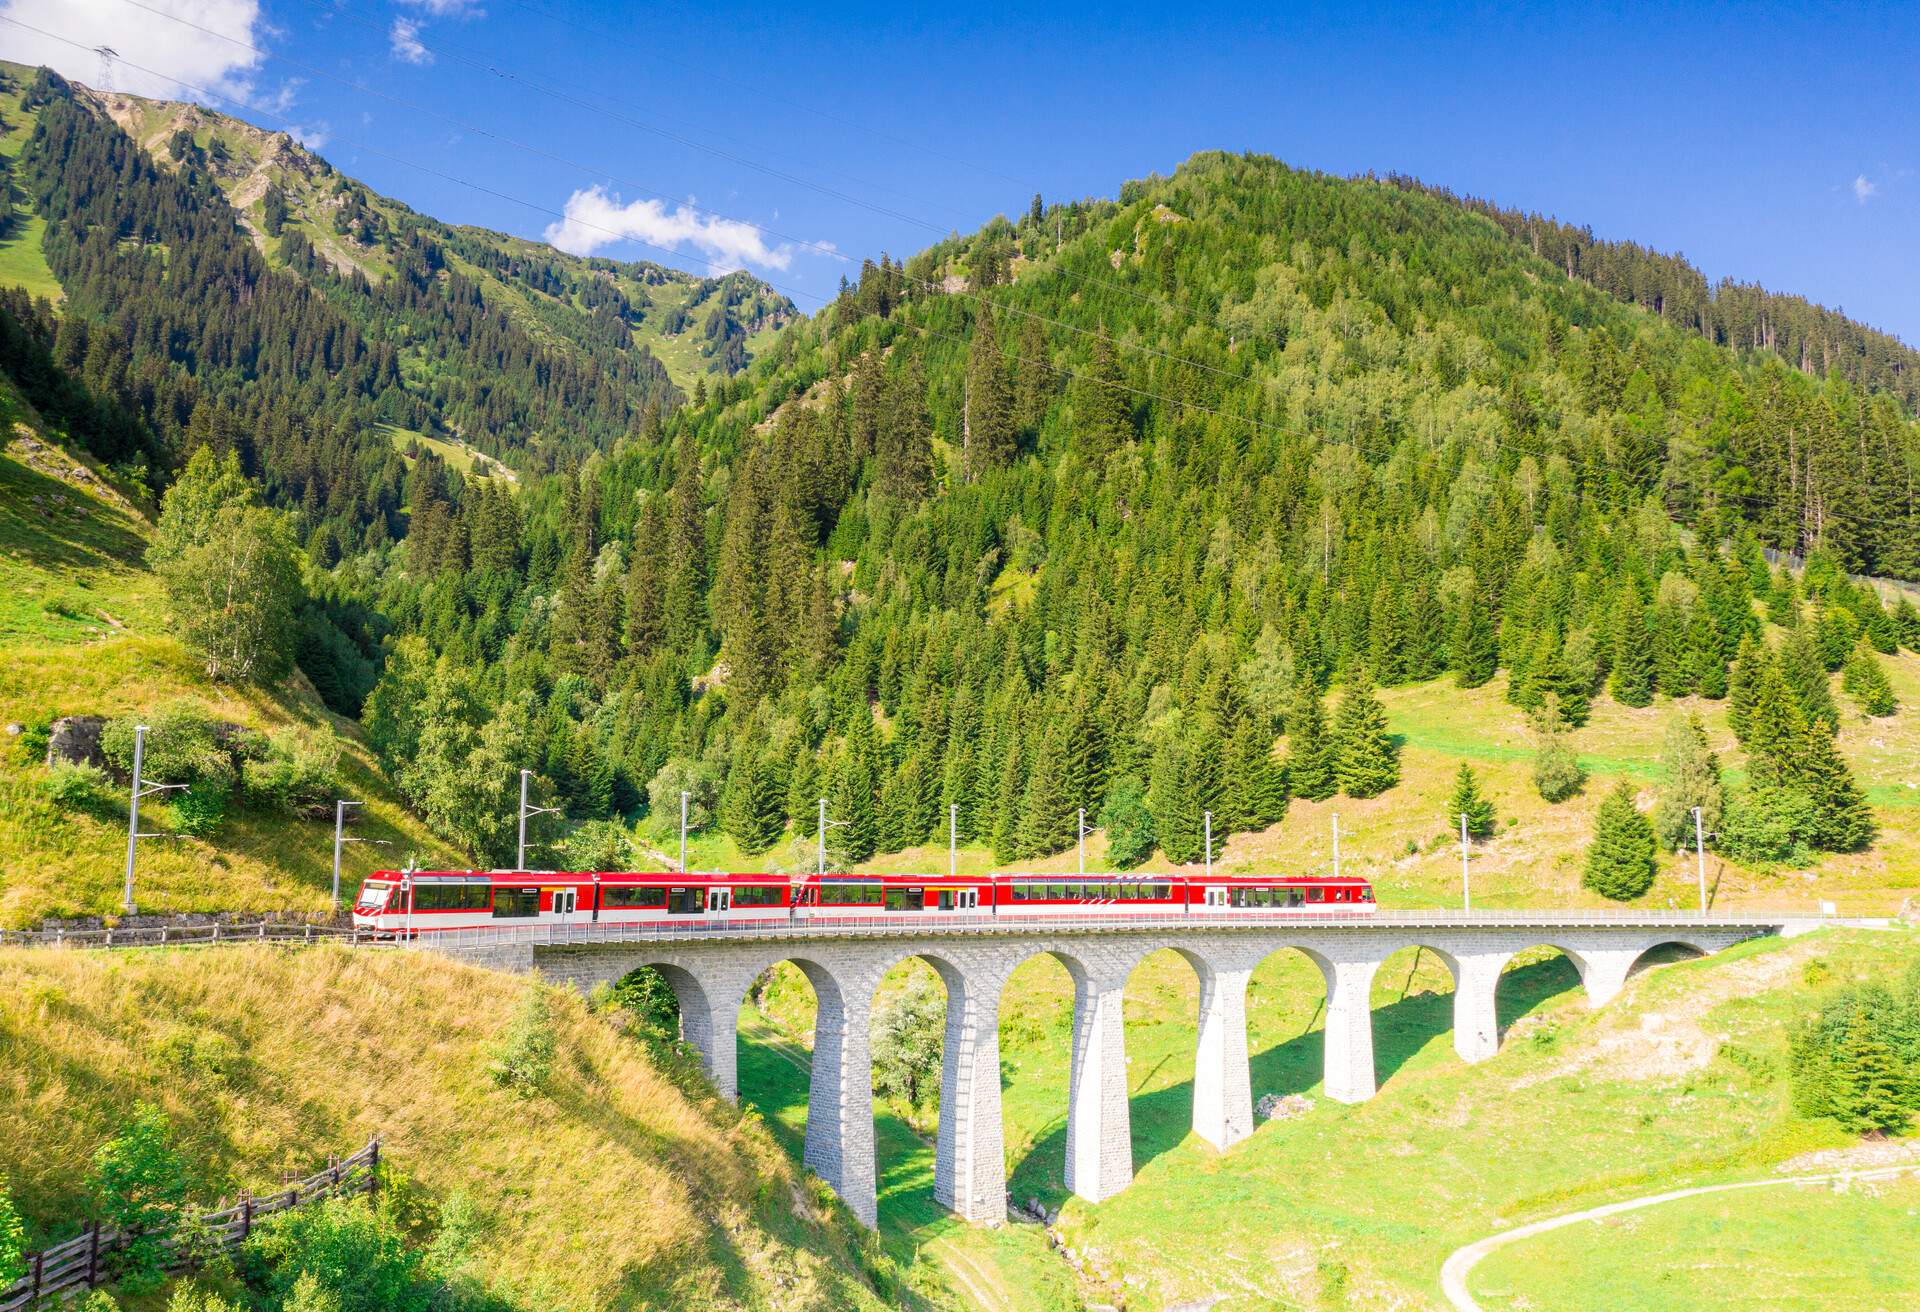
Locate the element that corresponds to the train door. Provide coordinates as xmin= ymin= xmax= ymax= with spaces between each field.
xmin=551 ymin=889 xmax=577 ymax=925
xmin=1204 ymin=887 xmax=1228 ymax=909
xmin=961 ymin=889 xmax=979 ymax=910
xmin=707 ymin=887 xmax=732 ymax=914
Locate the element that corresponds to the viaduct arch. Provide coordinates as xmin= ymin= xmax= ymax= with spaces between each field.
xmin=441 ymin=916 xmax=1796 ymax=1229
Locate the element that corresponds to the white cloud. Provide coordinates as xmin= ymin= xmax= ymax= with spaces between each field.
xmin=1852 ymin=174 xmax=1878 ymax=204
xmin=0 ymin=0 xmax=264 ymax=101
xmin=398 ymin=0 xmax=484 ymax=13
xmin=543 ymin=186 xmax=798 ymax=273
xmin=288 ymin=121 xmax=329 ymax=150
xmin=389 ymin=17 xmax=431 ymax=64
xmin=261 ymin=77 xmax=303 ymax=114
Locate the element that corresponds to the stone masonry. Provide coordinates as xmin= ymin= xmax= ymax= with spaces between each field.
xmin=447 ymin=918 xmax=1781 ymax=1229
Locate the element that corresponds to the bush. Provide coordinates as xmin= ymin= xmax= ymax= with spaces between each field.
xmin=241 ymin=1195 xmax=432 ymax=1312
xmin=602 ymin=966 xmax=681 ymax=1041
xmin=90 ymin=1104 xmax=189 ymax=1292
xmin=0 ymin=1185 xmax=24 ymax=1288
xmin=1530 ymin=698 xmax=1586 ymax=803
xmin=563 ymin=818 xmax=634 ymax=871
xmin=169 ymin=784 xmax=228 ymax=838
xmin=645 ymin=757 xmax=719 ymax=832
xmin=489 ymin=984 xmax=556 ymax=1095
xmin=101 ymin=705 xmax=236 ymax=798
xmin=871 ymin=972 xmax=945 ymax=1113
xmin=241 ymin=733 xmax=342 ymax=819
xmin=1718 ymin=786 xmax=1818 ymax=866
xmin=42 ymin=759 xmax=108 ymax=808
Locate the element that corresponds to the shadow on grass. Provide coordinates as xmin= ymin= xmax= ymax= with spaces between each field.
xmin=735 ymin=956 xmax=1585 ymax=1229
xmin=1007 ymin=954 xmax=1583 ymax=1211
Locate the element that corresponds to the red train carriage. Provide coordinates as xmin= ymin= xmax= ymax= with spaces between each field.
xmin=352 ymin=868 xmax=1374 ymax=936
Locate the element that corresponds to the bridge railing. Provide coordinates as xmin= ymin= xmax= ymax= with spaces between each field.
xmin=397 ymin=907 xmax=1822 ymax=953
xmin=0 ymin=922 xmax=375 ymax=952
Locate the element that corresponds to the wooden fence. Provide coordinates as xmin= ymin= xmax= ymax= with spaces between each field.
xmin=0 ymin=922 xmax=372 ymax=952
xmin=1 ymin=1140 xmax=379 ymax=1310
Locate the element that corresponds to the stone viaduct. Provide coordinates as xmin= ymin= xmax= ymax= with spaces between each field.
xmin=429 ymin=913 xmax=1804 ymax=1229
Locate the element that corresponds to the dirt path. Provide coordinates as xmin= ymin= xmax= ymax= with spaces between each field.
xmin=1440 ymin=1163 xmax=1920 ymax=1311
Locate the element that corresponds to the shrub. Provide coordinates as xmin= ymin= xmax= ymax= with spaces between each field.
xmin=101 ymin=705 xmax=236 ymax=798
xmin=603 ymin=966 xmax=680 ymax=1041
xmin=0 ymin=1185 xmax=24 ymax=1288
xmin=241 ymin=733 xmax=341 ymax=818
xmin=645 ymin=757 xmax=719 ymax=832
xmin=1530 ymin=698 xmax=1586 ymax=803
xmin=489 ymin=985 xmax=556 ymax=1095
xmin=871 ymin=972 xmax=945 ymax=1113
xmin=90 ymin=1104 xmax=190 ymax=1292
xmin=241 ymin=1195 xmax=432 ymax=1312
xmin=169 ymin=784 xmax=228 ymax=838
xmin=563 ymin=818 xmax=634 ymax=871
xmin=42 ymin=759 xmax=108 ymax=808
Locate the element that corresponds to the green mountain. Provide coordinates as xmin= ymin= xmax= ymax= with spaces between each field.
xmin=3 ymin=57 xmax=1919 ymax=916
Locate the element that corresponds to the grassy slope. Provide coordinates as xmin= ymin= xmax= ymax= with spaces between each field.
xmin=0 ymin=410 xmax=465 ymax=928
xmin=0 ymin=943 xmax=910 ymax=1312
xmin=665 ymin=644 xmax=1920 ymax=917
xmin=740 ymin=927 xmax=1918 ymax=1311
xmin=0 ymin=70 xmax=62 ymax=302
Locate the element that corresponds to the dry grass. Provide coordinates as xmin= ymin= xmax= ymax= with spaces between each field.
xmin=0 ymin=944 xmax=901 ymax=1311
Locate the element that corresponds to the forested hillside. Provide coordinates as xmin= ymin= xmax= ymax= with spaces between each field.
xmin=4 ymin=50 xmax=1918 ymax=905
xmin=353 ymin=151 xmax=1920 ymax=888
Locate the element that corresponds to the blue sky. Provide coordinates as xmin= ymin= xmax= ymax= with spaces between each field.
xmin=7 ymin=0 xmax=1917 ymax=342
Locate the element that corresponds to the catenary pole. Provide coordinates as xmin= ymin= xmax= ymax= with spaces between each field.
xmin=1693 ymin=806 xmax=1708 ymax=913
xmin=1204 ymin=811 xmax=1213 ymax=880
xmin=1460 ymin=811 xmax=1471 ymax=911
xmin=123 ymin=724 xmax=146 ymax=915
xmin=680 ymin=790 xmax=689 ymax=873
xmin=1332 ymin=812 xmax=1341 ymax=879
xmin=949 ymin=803 xmax=958 ymax=880
xmin=1078 ymin=808 xmax=1086 ymax=875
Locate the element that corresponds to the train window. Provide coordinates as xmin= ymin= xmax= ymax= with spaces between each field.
xmin=884 ymin=888 xmax=925 ymax=911
xmin=733 ymin=885 xmax=784 ymax=908
xmin=1151 ymin=883 xmax=1170 ymax=900
xmin=413 ymin=883 xmax=491 ymax=911
xmin=1308 ymin=887 xmax=1324 ymax=902
xmin=604 ymin=886 xmax=668 ymax=909
xmin=492 ymin=888 xmax=538 ymax=918
xmin=1361 ymin=887 xmax=1375 ymax=902
xmin=667 ymin=888 xmax=704 ymax=915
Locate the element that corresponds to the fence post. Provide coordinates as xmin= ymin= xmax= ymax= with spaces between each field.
xmin=31 ymin=1250 xmax=43 ymax=1301
xmin=241 ymin=1193 xmax=252 ymax=1240
xmin=369 ymin=1140 xmax=379 ymax=1196
xmin=87 ymin=1219 xmax=100 ymax=1286
xmin=258 ymin=922 xmax=266 ymax=941
xmin=212 ymin=922 xmax=219 ymax=943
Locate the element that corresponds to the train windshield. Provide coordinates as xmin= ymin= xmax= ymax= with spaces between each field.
xmin=355 ymin=881 xmax=393 ymax=912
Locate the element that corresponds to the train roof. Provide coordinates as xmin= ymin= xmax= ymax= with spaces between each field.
xmin=372 ymin=869 xmax=1372 ymax=884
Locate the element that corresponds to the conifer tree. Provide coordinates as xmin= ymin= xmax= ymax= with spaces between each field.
xmin=1797 ymin=722 xmax=1876 ymax=853
xmin=963 ymin=309 xmax=1015 ymax=479
xmin=1221 ymin=718 xmax=1271 ymax=835
xmin=831 ymin=724 xmax=878 ymax=863
xmin=875 ymin=357 xmax=936 ymax=504
xmin=1149 ymin=737 xmax=1206 ymax=864
xmin=1609 ymin=592 xmax=1655 ymax=707
xmin=1779 ymin=623 xmax=1838 ymax=733
xmin=1450 ymin=586 xmax=1497 ymax=689
xmin=1018 ymin=720 xmax=1076 ymax=856
xmin=1584 ymin=780 xmax=1657 ymax=901
xmin=1332 ymin=667 xmax=1399 ymax=798
xmin=663 ymin=435 xmax=707 ymax=651
xmin=1284 ymin=679 xmax=1336 ymax=801
xmin=1653 ymin=712 xmax=1723 ymax=850
xmin=1830 ymin=1012 xmax=1910 ymax=1136
xmin=1073 ymin=335 xmax=1131 ymax=459
xmin=1014 ymin=317 xmax=1053 ymax=433
xmin=1448 ymin=762 xmax=1496 ymax=840
xmin=1841 ymin=645 xmax=1897 ymax=717
xmin=1744 ymin=664 xmax=1810 ymax=790
xmin=1727 ymin=632 xmax=1768 ymax=742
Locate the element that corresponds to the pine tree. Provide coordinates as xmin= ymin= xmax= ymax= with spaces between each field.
xmin=1779 ymin=623 xmax=1838 ymax=733
xmin=1727 ymin=632 xmax=1768 ymax=742
xmin=1830 ymin=1012 xmax=1910 ymax=1136
xmin=1332 ymin=667 xmax=1399 ymax=798
xmin=963 ymin=308 xmax=1016 ymax=479
xmin=831 ymin=722 xmax=878 ymax=863
xmin=1609 ymin=592 xmax=1655 ymax=707
xmin=1451 ymin=586 xmax=1498 ymax=689
xmin=875 ymin=357 xmax=936 ymax=504
xmin=1018 ymin=720 xmax=1076 ymax=856
xmin=1284 ymin=679 xmax=1336 ymax=801
xmin=1073 ymin=335 xmax=1131 ymax=459
xmin=1221 ymin=718 xmax=1272 ymax=835
xmin=1448 ymin=762 xmax=1496 ymax=839
xmin=1653 ymin=712 xmax=1723 ymax=850
xmin=1584 ymin=780 xmax=1657 ymax=901
xmin=1841 ymin=645 xmax=1897 ymax=717
xmin=1149 ymin=737 xmax=1205 ymax=864
xmin=1744 ymin=664 xmax=1810 ymax=791
xmin=663 ymin=435 xmax=707 ymax=651
xmin=1797 ymin=722 xmax=1876 ymax=853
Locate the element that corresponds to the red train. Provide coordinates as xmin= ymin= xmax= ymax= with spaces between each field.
xmin=352 ymin=868 xmax=1375 ymax=935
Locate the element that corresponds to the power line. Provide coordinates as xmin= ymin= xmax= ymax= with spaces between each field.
xmin=14 ymin=15 xmax=1917 ymax=541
